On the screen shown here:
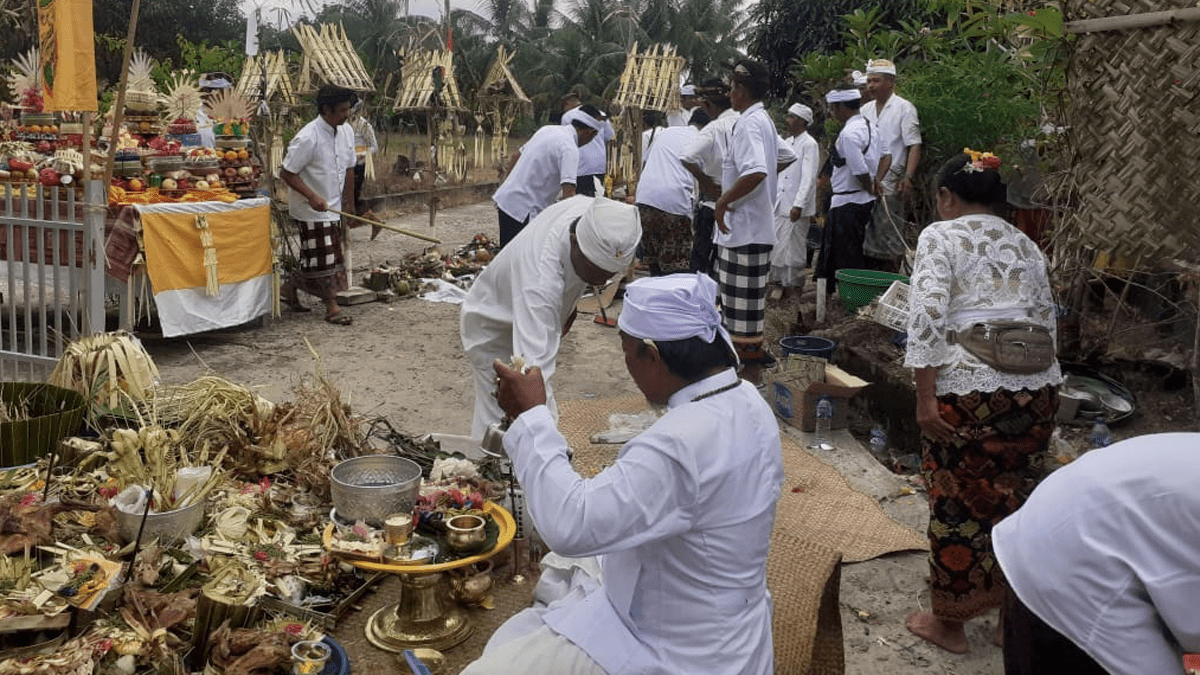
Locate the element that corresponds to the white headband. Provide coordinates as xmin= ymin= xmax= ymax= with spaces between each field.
xmin=787 ymin=103 xmax=813 ymax=124
xmin=617 ymin=273 xmax=737 ymax=359
xmin=826 ymin=89 xmax=861 ymax=104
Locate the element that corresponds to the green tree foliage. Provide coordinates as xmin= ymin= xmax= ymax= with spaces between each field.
xmin=91 ymin=0 xmax=244 ymax=85
xmin=747 ymin=0 xmax=939 ymax=97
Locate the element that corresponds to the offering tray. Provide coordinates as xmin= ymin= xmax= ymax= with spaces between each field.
xmin=323 ymin=502 xmax=515 ymax=652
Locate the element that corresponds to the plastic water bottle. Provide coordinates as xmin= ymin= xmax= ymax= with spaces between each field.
xmin=813 ymin=395 xmax=833 ymax=448
xmin=869 ymin=425 xmax=889 ymax=463
xmin=1090 ymin=415 xmax=1113 ymax=449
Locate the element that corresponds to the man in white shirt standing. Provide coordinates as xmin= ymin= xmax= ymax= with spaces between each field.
xmin=348 ymin=99 xmax=380 ymax=233
xmin=769 ymin=103 xmax=820 ymax=298
xmin=679 ymin=80 xmax=737 ymax=279
xmin=279 ymin=84 xmax=358 ymax=325
xmin=665 ymin=84 xmax=698 ymax=127
xmin=562 ymin=100 xmax=614 ymax=197
xmin=814 ymin=84 xmax=878 ymax=294
xmin=460 ymin=196 xmax=640 ymax=438
xmin=634 ymin=110 xmax=706 ymax=276
xmin=714 ymin=59 xmax=796 ymax=383
xmin=861 ymin=59 xmax=921 ymax=271
xmin=993 ymin=433 xmax=1200 ymax=675
xmin=493 ymin=105 xmax=603 ymax=246
xmin=461 ymin=272 xmax=783 ymax=675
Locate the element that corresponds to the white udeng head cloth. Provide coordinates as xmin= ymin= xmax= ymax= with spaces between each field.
xmin=576 ymin=197 xmax=641 ymax=274
xmin=617 ymin=273 xmax=737 ymax=358
xmin=787 ymin=103 xmax=814 ymax=124
xmin=826 ymin=88 xmax=861 ymax=104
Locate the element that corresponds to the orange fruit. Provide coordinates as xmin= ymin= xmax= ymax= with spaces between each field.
xmin=139 ymin=121 xmax=151 ymax=131
xmin=27 ymin=125 xmax=41 ymax=134
xmin=236 ymin=149 xmax=249 ymax=160
xmin=224 ymin=151 xmax=238 ymax=162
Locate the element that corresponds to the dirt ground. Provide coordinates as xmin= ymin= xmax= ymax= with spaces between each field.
xmin=137 ymin=197 xmax=1195 ymax=674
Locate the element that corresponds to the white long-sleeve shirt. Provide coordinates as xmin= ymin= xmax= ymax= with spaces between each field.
xmin=774 ymin=131 xmax=819 ymax=218
xmin=679 ymin=108 xmax=738 ymax=208
xmin=994 ymin=433 xmax=1200 ymax=675
xmin=562 ymin=108 xmax=613 ymax=176
xmin=861 ymin=93 xmax=920 ymax=194
xmin=503 ymin=367 xmax=784 ymax=675
xmin=460 ymin=196 xmax=593 ymax=435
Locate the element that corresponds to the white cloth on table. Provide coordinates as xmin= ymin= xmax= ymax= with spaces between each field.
xmin=493 ymin=124 xmax=580 ymax=223
xmin=487 ymin=367 xmax=782 ymax=675
xmin=829 ymin=114 xmax=879 ymax=210
xmin=460 ymin=196 xmax=593 ymax=437
xmin=769 ymin=131 xmax=819 ymax=286
xmin=562 ymin=107 xmax=613 ymax=177
xmin=861 ymin=93 xmax=921 ymax=194
xmin=903 ymin=213 xmax=1062 ymax=396
xmin=717 ymin=102 xmax=796 ymax=248
xmin=281 ymin=116 xmax=356 ymax=222
xmin=993 ymin=432 xmax=1200 ymax=675
xmin=635 ymin=125 xmax=699 ymax=217
xmin=136 ymin=198 xmax=272 ymax=338
xmin=679 ymin=108 xmax=738 ymax=209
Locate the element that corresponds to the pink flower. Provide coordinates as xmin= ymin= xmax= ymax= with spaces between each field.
xmin=254 ymin=550 xmax=269 ymax=561
xmin=284 ymin=623 xmax=304 ymax=635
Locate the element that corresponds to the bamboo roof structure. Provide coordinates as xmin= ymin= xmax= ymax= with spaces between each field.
xmin=476 ymin=45 xmax=530 ymax=105
xmin=236 ymin=51 xmax=296 ymax=104
xmin=292 ymin=22 xmax=375 ymax=94
xmin=613 ymin=43 xmax=685 ymax=113
xmin=392 ymin=49 xmax=466 ymax=112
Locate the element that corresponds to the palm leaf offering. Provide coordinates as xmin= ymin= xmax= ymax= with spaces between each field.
xmin=7 ymin=47 xmax=39 ymax=101
xmin=204 ymin=88 xmax=254 ymax=123
xmin=160 ymin=70 xmax=202 ymax=121
xmin=47 ymin=331 xmax=160 ymax=425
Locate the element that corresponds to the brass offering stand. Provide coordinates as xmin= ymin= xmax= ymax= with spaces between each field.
xmin=323 ymin=502 xmax=515 ymax=652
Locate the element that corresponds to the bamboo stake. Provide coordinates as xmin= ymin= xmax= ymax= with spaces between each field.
xmin=104 ymin=0 xmax=143 ymax=187
xmin=328 ymin=209 xmax=441 ymax=243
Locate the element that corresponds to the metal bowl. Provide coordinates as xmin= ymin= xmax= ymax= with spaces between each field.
xmin=330 ymin=456 xmax=422 ymax=527
xmin=115 ymin=500 xmax=206 ymax=545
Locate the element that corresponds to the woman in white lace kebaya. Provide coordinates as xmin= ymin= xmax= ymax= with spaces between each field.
xmin=902 ymin=151 xmax=1062 ymax=654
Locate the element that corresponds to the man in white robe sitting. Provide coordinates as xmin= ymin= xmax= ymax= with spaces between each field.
xmin=463 ymin=272 xmax=784 ymax=675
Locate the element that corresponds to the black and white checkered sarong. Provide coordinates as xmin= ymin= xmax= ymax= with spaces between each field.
xmin=292 ymin=219 xmax=347 ymax=301
xmin=716 ymin=243 xmax=772 ymax=337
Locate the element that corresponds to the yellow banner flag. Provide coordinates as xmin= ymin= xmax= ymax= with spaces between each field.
xmin=37 ymin=0 xmax=97 ymax=111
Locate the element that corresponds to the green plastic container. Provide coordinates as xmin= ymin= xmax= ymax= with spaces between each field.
xmin=0 ymin=382 xmax=87 ymax=467
xmin=835 ymin=269 xmax=909 ymax=312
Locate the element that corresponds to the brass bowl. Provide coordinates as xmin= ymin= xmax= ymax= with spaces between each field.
xmin=444 ymin=514 xmax=487 ymax=553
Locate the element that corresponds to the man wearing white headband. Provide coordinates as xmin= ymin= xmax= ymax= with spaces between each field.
xmin=815 ymin=83 xmax=879 ymax=291
xmin=494 ymin=104 xmax=603 ymax=246
xmin=461 ymin=195 xmax=640 ymax=437
xmin=467 ymin=272 xmax=782 ymax=675
xmin=770 ymin=103 xmax=820 ymax=306
xmin=667 ymin=83 xmax=698 ymax=127
xmin=562 ymin=97 xmax=614 ymax=197
xmin=852 ymin=70 xmax=872 ymax=104
xmin=862 ymin=58 xmax=922 ymax=271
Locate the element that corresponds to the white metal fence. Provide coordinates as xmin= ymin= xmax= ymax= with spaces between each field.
xmin=0 ymin=181 xmax=106 ymax=381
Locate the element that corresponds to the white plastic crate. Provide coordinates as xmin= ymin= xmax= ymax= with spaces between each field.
xmin=872 ymin=280 xmax=910 ymax=331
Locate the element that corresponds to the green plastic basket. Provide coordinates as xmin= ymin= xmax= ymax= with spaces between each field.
xmin=0 ymin=382 xmax=87 ymax=467
xmin=835 ymin=269 xmax=910 ymax=312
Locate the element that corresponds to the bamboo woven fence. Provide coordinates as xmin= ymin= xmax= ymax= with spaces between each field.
xmin=293 ymin=23 xmax=375 ymax=94
xmin=613 ymin=43 xmax=684 ymax=113
xmin=392 ymin=49 xmax=466 ymax=112
xmin=1062 ymin=0 xmax=1200 ymax=262
xmin=236 ymin=51 xmax=296 ymax=105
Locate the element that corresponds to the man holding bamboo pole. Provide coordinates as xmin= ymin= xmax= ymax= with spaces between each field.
xmin=279 ymin=84 xmax=358 ymax=326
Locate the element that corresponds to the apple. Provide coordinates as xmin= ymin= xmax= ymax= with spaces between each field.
xmin=223 ymin=167 xmax=237 ymax=178
xmin=195 ymin=180 xmax=209 ymax=190
xmin=161 ymin=178 xmax=177 ymax=190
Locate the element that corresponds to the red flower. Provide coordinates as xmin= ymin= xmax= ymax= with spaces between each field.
xmin=980 ymin=156 xmax=1002 ymax=170
xmin=284 ymin=623 xmax=304 ymax=635
xmin=254 ymin=550 xmax=269 ymax=561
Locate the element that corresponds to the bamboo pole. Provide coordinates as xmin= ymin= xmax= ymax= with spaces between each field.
xmin=103 ymin=0 xmax=143 ymax=186
xmin=1064 ymin=6 xmax=1200 ymax=34
xmin=328 ymin=209 xmax=441 ymax=243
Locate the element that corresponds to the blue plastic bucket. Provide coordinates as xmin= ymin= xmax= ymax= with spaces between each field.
xmin=778 ymin=336 xmax=836 ymax=360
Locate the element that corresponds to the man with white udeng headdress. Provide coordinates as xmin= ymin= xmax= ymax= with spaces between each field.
xmin=493 ymin=105 xmax=604 ymax=246
xmin=861 ymin=58 xmax=922 ymax=271
xmin=463 ymin=272 xmax=783 ymax=675
xmin=460 ymin=196 xmax=641 ymax=438
xmin=769 ymin=103 xmax=820 ymax=298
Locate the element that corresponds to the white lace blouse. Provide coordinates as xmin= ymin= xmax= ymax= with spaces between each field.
xmin=904 ymin=213 xmax=1063 ymax=396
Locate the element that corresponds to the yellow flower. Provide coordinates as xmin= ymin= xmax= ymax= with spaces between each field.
xmin=963 ymin=147 xmax=982 ymax=162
